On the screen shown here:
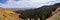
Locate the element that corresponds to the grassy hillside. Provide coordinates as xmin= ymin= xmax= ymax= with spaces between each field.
xmin=47 ymin=7 xmax=60 ymax=20
xmin=47 ymin=12 xmax=60 ymax=20
xmin=0 ymin=7 xmax=19 ymax=20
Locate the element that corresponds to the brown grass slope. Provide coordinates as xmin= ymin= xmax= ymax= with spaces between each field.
xmin=46 ymin=7 xmax=60 ymax=20
xmin=0 ymin=7 xmax=19 ymax=20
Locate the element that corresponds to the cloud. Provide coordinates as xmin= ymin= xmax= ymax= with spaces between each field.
xmin=0 ymin=0 xmax=60 ymax=8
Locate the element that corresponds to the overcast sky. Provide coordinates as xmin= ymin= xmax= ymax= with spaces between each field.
xmin=0 ymin=0 xmax=60 ymax=8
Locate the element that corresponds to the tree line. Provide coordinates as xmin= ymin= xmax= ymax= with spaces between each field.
xmin=15 ymin=3 xmax=60 ymax=20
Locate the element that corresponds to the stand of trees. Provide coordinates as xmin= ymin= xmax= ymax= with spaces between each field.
xmin=15 ymin=3 xmax=60 ymax=20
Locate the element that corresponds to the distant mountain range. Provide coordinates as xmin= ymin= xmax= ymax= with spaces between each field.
xmin=6 ymin=8 xmax=28 ymax=11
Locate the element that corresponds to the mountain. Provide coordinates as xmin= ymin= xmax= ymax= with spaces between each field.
xmin=15 ymin=3 xmax=60 ymax=20
xmin=6 ymin=8 xmax=28 ymax=11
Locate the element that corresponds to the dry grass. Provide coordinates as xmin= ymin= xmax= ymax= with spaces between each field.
xmin=46 ymin=7 xmax=60 ymax=20
xmin=0 ymin=7 xmax=19 ymax=20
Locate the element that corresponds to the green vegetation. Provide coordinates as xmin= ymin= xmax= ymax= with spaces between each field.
xmin=15 ymin=3 xmax=60 ymax=20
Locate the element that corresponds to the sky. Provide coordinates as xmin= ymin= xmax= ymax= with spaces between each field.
xmin=0 ymin=0 xmax=60 ymax=8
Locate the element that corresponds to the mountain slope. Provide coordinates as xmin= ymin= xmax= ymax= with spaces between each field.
xmin=0 ymin=7 xmax=19 ymax=20
xmin=46 ymin=7 xmax=60 ymax=20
